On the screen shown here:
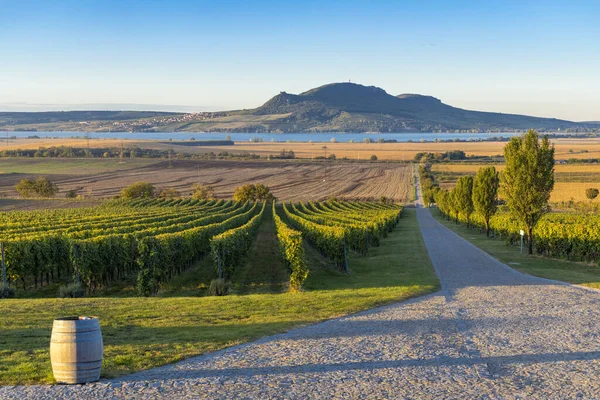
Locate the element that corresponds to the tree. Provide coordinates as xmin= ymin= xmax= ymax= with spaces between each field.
xmin=34 ymin=177 xmax=59 ymax=197
xmin=15 ymin=177 xmax=58 ymax=198
xmin=233 ymin=184 xmax=275 ymax=202
xmin=121 ymin=182 xmax=156 ymax=199
xmin=370 ymin=155 xmax=378 ymax=161
xmin=586 ymin=188 xmax=599 ymax=202
xmin=191 ymin=184 xmax=215 ymax=200
xmin=15 ymin=179 xmax=37 ymax=198
xmin=434 ymin=189 xmax=451 ymax=220
xmin=502 ymin=129 xmax=554 ymax=254
xmin=454 ymin=175 xmax=474 ymax=227
xmin=472 ymin=166 xmax=500 ymax=236
xmin=449 ymin=187 xmax=460 ymax=223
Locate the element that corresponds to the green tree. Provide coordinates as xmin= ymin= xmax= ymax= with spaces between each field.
xmin=454 ymin=175 xmax=474 ymax=227
xmin=435 ymin=189 xmax=451 ymax=220
xmin=121 ymin=182 xmax=156 ymax=199
xmin=502 ymin=129 xmax=554 ymax=254
xmin=233 ymin=183 xmax=275 ymax=202
xmin=449 ymin=187 xmax=460 ymax=223
xmin=15 ymin=179 xmax=37 ymax=198
xmin=191 ymin=184 xmax=215 ymax=200
xmin=472 ymin=166 xmax=500 ymax=236
xmin=15 ymin=177 xmax=58 ymax=198
xmin=34 ymin=177 xmax=59 ymax=197
xmin=586 ymin=188 xmax=599 ymax=202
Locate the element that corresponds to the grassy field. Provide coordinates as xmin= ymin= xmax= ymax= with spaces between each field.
xmin=0 ymin=207 xmax=439 ymax=385
xmin=431 ymin=163 xmax=600 ymax=203
xmin=0 ymin=157 xmax=157 ymax=175
xmin=431 ymin=209 xmax=600 ymax=289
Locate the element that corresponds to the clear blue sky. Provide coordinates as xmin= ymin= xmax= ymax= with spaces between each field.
xmin=1 ymin=0 xmax=599 ymax=120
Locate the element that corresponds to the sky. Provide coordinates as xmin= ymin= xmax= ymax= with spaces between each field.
xmin=1 ymin=0 xmax=599 ymax=121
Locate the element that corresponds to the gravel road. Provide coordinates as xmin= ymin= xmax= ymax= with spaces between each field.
xmin=4 ymin=181 xmax=600 ymax=399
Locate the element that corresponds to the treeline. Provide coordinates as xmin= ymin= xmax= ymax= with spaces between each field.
xmin=0 ymin=146 xmax=261 ymax=160
xmin=426 ymin=130 xmax=560 ymax=257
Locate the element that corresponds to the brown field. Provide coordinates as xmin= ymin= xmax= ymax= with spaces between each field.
xmin=4 ymin=137 xmax=600 ymax=161
xmin=0 ymin=159 xmax=415 ymax=203
xmin=431 ymin=163 xmax=600 ymax=203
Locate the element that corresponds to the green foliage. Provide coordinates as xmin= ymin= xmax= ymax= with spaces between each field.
xmin=0 ymin=198 xmax=252 ymax=292
xmin=15 ymin=177 xmax=59 ymax=198
xmin=272 ymin=202 xmax=308 ymax=291
xmin=418 ymin=165 xmax=439 ymax=207
xmin=121 ymin=182 xmax=156 ymax=199
xmin=14 ymin=179 xmax=36 ymax=198
xmin=191 ymin=183 xmax=215 ymax=200
xmin=282 ymin=200 xmax=402 ymax=269
xmin=414 ymin=150 xmax=467 ymax=162
xmin=472 ymin=166 xmax=499 ymax=236
xmin=586 ymin=188 xmax=599 ymax=201
xmin=58 ymin=283 xmax=85 ymax=298
xmin=502 ymin=129 xmax=554 ymax=254
xmin=453 ymin=176 xmax=474 ymax=226
xmin=210 ymin=202 xmax=266 ymax=279
xmin=65 ymin=189 xmax=78 ymax=199
xmin=0 ymin=284 xmax=15 ymax=299
xmin=208 ymin=278 xmax=231 ymax=296
xmin=370 ymin=154 xmax=378 ymax=161
xmin=136 ymin=268 xmax=158 ymax=297
xmin=233 ymin=184 xmax=275 ymax=202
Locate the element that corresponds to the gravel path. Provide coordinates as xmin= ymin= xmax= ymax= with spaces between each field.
xmin=4 ymin=180 xmax=600 ymax=398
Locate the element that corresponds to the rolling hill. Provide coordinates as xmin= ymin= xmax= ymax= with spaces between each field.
xmin=0 ymin=83 xmax=597 ymax=133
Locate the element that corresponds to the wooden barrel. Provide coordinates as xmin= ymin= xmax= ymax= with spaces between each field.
xmin=50 ymin=316 xmax=103 ymax=384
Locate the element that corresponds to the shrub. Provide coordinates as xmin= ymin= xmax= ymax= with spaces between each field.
xmin=137 ymin=269 xmax=157 ymax=297
xmin=65 ymin=189 xmax=78 ymax=199
xmin=586 ymin=188 xmax=599 ymax=201
xmin=0 ymin=285 xmax=16 ymax=299
xmin=209 ymin=279 xmax=231 ymax=296
xmin=121 ymin=182 xmax=155 ymax=199
xmin=191 ymin=183 xmax=215 ymax=200
xmin=158 ymin=188 xmax=180 ymax=199
xmin=58 ymin=283 xmax=85 ymax=298
xmin=328 ymin=154 xmax=336 ymax=160
xmin=370 ymin=155 xmax=378 ymax=161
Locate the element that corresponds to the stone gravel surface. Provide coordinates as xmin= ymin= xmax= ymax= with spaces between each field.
xmin=3 ymin=184 xmax=600 ymax=399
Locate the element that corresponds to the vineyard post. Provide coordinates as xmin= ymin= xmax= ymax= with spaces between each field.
xmin=520 ymin=230 xmax=525 ymax=254
xmin=1 ymin=242 xmax=7 ymax=287
xmin=73 ymin=244 xmax=81 ymax=285
xmin=343 ymin=241 xmax=349 ymax=274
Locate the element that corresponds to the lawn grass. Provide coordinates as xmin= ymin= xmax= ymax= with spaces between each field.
xmin=432 ymin=208 xmax=600 ymax=289
xmin=0 ymin=207 xmax=439 ymax=385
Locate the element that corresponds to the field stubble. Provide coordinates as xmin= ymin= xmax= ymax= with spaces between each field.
xmin=0 ymin=159 xmax=415 ymax=203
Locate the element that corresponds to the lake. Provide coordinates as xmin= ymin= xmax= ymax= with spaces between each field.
xmin=0 ymin=131 xmax=519 ymax=143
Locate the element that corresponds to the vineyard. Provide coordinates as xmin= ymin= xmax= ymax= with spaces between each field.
xmin=0 ymin=197 xmax=403 ymax=296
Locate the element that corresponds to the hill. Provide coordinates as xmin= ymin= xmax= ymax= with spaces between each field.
xmin=0 ymin=83 xmax=597 ymax=133
xmin=248 ymin=83 xmax=588 ymax=132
